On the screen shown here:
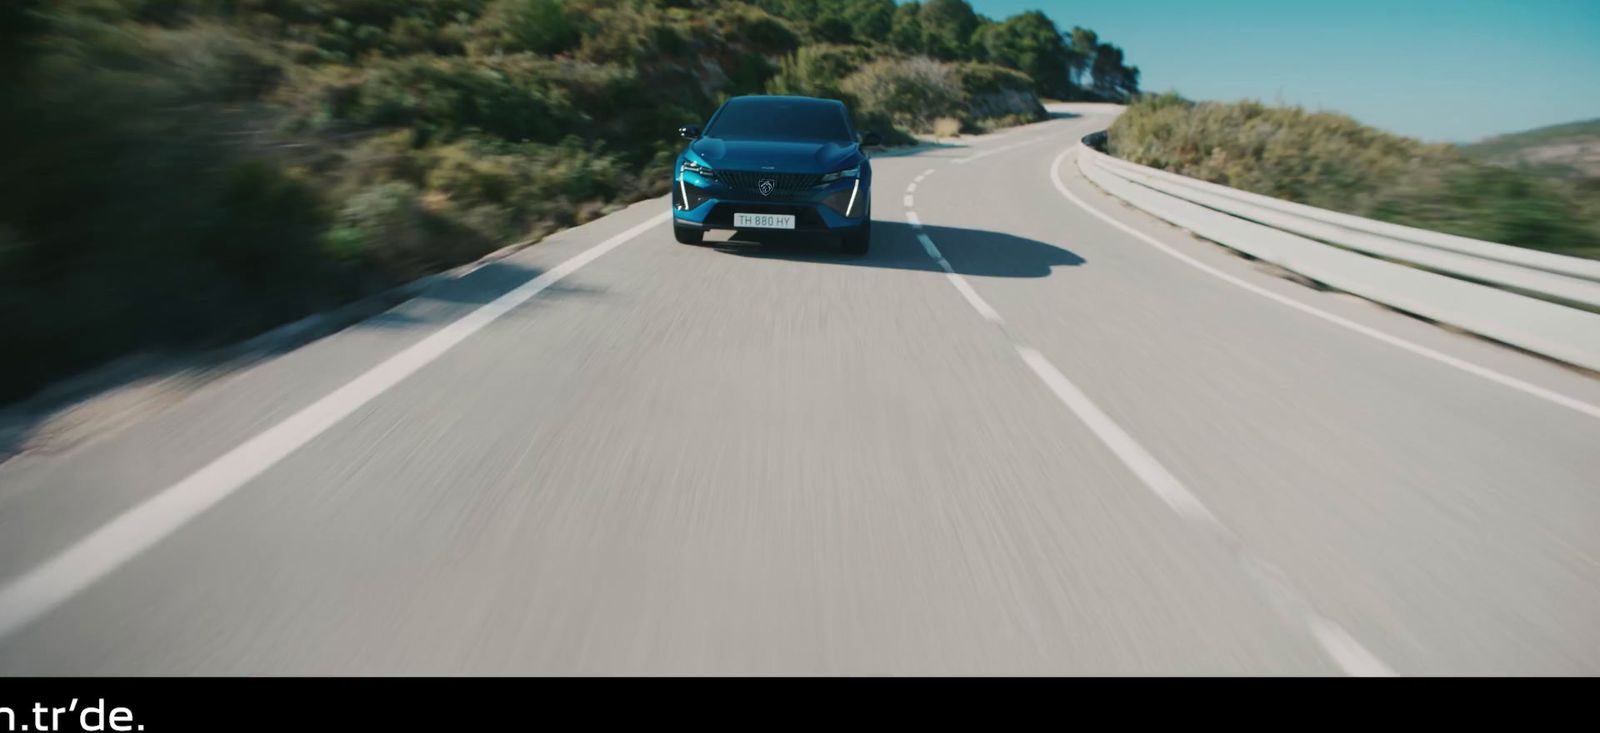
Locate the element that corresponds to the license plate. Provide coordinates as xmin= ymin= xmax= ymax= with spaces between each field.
xmin=734 ymin=213 xmax=795 ymax=230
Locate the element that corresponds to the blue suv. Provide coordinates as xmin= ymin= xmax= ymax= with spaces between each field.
xmin=672 ymin=95 xmax=880 ymax=254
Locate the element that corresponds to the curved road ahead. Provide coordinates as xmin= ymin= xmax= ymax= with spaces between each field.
xmin=2 ymin=106 xmax=1598 ymax=675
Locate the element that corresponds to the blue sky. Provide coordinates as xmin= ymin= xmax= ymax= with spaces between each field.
xmin=969 ymin=0 xmax=1600 ymax=142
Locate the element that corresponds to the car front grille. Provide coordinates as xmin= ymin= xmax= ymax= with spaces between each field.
xmin=717 ymin=170 xmax=821 ymax=197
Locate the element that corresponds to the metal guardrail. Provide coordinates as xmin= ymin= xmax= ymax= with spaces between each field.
xmin=1076 ymin=135 xmax=1600 ymax=371
xmin=1093 ymin=155 xmax=1600 ymax=302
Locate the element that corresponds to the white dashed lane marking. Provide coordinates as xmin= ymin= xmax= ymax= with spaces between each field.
xmin=902 ymin=152 xmax=1395 ymax=677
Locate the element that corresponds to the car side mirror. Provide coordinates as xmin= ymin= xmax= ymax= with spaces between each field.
xmin=861 ymin=131 xmax=882 ymax=147
xmin=679 ymin=125 xmax=700 ymax=140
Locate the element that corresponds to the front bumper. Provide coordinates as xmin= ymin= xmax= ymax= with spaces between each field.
xmin=671 ymin=172 xmax=869 ymax=231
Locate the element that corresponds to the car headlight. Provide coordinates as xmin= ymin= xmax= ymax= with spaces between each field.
xmin=818 ymin=166 xmax=860 ymax=183
xmin=680 ymin=160 xmax=715 ymax=179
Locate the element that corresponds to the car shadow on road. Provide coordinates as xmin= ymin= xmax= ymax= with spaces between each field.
xmin=704 ymin=220 xmax=1084 ymax=278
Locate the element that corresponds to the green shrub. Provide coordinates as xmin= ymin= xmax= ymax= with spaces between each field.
xmin=767 ymin=44 xmax=876 ymax=100
xmin=455 ymin=203 xmax=520 ymax=243
xmin=1111 ymin=95 xmax=1458 ymax=210
xmin=210 ymin=160 xmax=332 ymax=283
xmin=315 ymin=56 xmax=585 ymax=143
xmin=955 ymin=62 xmax=1045 ymax=122
xmin=842 ymin=56 xmax=962 ymax=133
xmin=330 ymin=182 xmax=429 ymax=275
xmin=569 ymin=1 xmax=686 ymax=66
xmin=1370 ymin=166 xmax=1600 ymax=256
xmin=766 ymin=44 xmax=909 ymax=143
xmin=476 ymin=0 xmax=580 ymax=55
xmin=972 ymin=112 xmax=1038 ymax=132
xmin=154 ymin=23 xmax=284 ymax=101
xmin=1109 ymin=96 xmax=1600 ymax=257
xmin=721 ymin=7 xmax=801 ymax=56
xmin=835 ymin=56 xmax=1041 ymax=136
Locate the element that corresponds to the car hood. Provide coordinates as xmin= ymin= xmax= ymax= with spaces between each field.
xmin=689 ymin=137 xmax=859 ymax=174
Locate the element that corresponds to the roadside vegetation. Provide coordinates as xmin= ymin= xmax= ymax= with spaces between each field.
xmin=1 ymin=0 xmax=1142 ymax=403
xmin=1107 ymin=95 xmax=1600 ymax=259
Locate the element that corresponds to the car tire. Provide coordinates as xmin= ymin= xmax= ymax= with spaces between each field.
xmin=673 ymin=224 xmax=703 ymax=244
xmin=840 ymin=219 xmax=871 ymax=255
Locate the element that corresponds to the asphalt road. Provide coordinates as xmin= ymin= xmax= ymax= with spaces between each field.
xmin=2 ymin=105 xmax=1598 ymax=675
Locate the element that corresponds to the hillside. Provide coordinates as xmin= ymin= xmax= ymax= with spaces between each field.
xmin=1108 ymin=95 xmax=1600 ymax=260
xmin=1461 ymin=118 xmax=1600 ymax=179
xmin=0 ymin=0 xmax=1142 ymax=403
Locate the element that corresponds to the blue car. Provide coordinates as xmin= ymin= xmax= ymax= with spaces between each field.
xmin=671 ymin=95 xmax=881 ymax=254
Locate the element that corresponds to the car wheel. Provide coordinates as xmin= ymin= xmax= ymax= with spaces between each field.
xmin=840 ymin=219 xmax=870 ymax=255
xmin=673 ymin=225 xmax=703 ymax=244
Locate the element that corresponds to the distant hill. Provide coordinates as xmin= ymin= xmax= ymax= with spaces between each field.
xmin=1461 ymin=119 xmax=1600 ymax=178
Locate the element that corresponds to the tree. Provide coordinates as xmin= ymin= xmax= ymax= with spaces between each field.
xmin=496 ymin=0 xmax=579 ymax=55
xmin=1067 ymin=26 xmax=1098 ymax=89
xmin=889 ymin=2 xmax=924 ymax=53
xmin=977 ymin=10 xmax=1073 ymax=99
xmin=845 ymin=0 xmax=894 ymax=43
xmin=918 ymin=0 xmax=979 ymax=60
xmin=1089 ymin=41 xmax=1139 ymax=101
xmin=1118 ymin=64 xmax=1141 ymax=100
xmin=814 ymin=14 xmax=855 ymax=43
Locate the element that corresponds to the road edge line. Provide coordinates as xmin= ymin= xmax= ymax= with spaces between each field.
xmin=0 ymin=213 xmax=669 ymax=640
xmin=1052 ymin=148 xmax=1600 ymax=422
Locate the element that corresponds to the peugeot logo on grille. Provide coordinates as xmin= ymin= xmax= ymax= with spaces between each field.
xmin=758 ymin=178 xmax=776 ymax=197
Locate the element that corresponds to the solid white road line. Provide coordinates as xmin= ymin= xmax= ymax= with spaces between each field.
xmin=0 ymin=212 xmax=670 ymax=640
xmin=955 ymin=133 xmax=1058 ymax=165
xmin=1051 ymin=148 xmax=1600 ymax=422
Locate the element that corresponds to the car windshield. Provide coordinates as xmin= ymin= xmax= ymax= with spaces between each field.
xmin=704 ymin=99 xmax=852 ymax=142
